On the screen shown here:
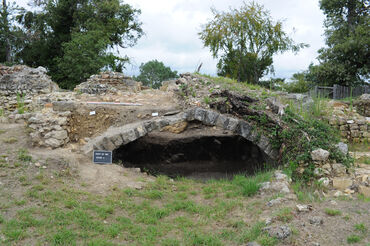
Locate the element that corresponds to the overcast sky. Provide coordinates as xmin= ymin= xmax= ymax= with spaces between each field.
xmin=16 ymin=0 xmax=326 ymax=80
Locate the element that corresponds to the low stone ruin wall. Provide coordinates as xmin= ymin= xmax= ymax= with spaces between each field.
xmin=353 ymin=94 xmax=370 ymax=117
xmin=27 ymin=110 xmax=70 ymax=149
xmin=0 ymin=65 xmax=59 ymax=112
xmin=75 ymin=71 xmax=141 ymax=94
xmin=329 ymin=117 xmax=369 ymax=143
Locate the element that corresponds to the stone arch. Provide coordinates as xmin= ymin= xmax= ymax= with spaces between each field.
xmin=82 ymin=107 xmax=279 ymax=162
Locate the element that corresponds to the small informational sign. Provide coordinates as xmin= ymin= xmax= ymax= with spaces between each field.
xmin=93 ymin=150 xmax=112 ymax=164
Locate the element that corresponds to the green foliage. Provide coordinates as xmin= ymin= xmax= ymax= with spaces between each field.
xmin=16 ymin=93 xmax=25 ymax=114
xmin=199 ymin=1 xmax=307 ymax=83
xmin=134 ymin=60 xmax=178 ymax=89
xmin=310 ymin=0 xmax=370 ymax=86
xmin=231 ymin=172 xmax=272 ymax=197
xmin=16 ymin=0 xmax=143 ymax=89
xmin=17 ymin=148 xmax=32 ymax=162
xmin=324 ymin=208 xmax=342 ymax=216
xmin=278 ymin=108 xmax=352 ymax=181
xmin=275 ymin=207 xmax=293 ymax=222
xmin=283 ymin=72 xmax=312 ymax=93
xmin=347 ymin=234 xmax=361 ymax=244
xmin=354 ymin=223 xmax=367 ymax=234
xmin=258 ymin=78 xmax=285 ymax=91
xmin=0 ymin=0 xmax=24 ymax=63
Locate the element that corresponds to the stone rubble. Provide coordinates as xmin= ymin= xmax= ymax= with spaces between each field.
xmin=263 ymin=225 xmax=291 ymax=239
xmin=75 ymin=71 xmax=141 ymax=95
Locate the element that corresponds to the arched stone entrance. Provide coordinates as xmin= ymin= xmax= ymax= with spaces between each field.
xmin=82 ymin=107 xmax=278 ymax=178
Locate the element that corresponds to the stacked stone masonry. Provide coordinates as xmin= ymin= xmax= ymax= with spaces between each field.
xmin=75 ymin=71 xmax=141 ymax=94
xmin=27 ymin=111 xmax=70 ymax=148
xmin=0 ymin=65 xmax=59 ymax=112
xmin=329 ymin=117 xmax=370 ymax=143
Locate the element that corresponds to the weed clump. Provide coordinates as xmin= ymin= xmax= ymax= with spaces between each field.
xmin=275 ymin=108 xmax=353 ymax=181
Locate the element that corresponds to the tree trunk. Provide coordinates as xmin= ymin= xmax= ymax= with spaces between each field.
xmin=2 ymin=0 xmax=11 ymax=63
xmin=346 ymin=0 xmax=356 ymax=34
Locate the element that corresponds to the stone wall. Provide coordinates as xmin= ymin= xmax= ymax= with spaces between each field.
xmin=353 ymin=94 xmax=370 ymax=117
xmin=0 ymin=65 xmax=59 ymax=112
xmin=75 ymin=71 xmax=141 ymax=94
xmin=329 ymin=117 xmax=369 ymax=143
xmin=27 ymin=111 xmax=70 ymax=148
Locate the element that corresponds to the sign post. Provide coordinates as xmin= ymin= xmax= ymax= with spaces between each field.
xmin=93 ymin=150 xmax=112 ymax=164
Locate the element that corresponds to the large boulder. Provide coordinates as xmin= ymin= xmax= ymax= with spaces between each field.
xmin=311 ymin=148 xmax=330 ymax=162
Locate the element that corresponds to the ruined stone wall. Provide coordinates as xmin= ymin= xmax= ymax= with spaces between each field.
xmin=75 ymin=71 xmax=141 ymax=94
xmin=353 ymin=94 xmax=370 ymax=117
xmin=329 ymin=117 xmax=369 ymax=143
xmin=0 ymin=65 xmax=59 ymax=112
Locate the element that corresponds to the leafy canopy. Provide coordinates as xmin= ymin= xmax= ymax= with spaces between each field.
xmin=0 ymin=0 xmax=23 ymax=64
xmin=309 ymin=0 xmax=369 ymax=86
xmin=134 ymin=60 xmax=178 ymax=89
xmin=16 ymin=0 xmax=143 ymax=89
xmin=199 ymin=1 xmax=307 ymax=84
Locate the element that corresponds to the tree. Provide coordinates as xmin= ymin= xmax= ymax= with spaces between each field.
xmin=0 ymin=0 xmax=22 ymax=63
xmin=198 ymin=1 xmax=307 ymax=84
xmin=311 ymin=0 xmax=369 ymax=86
xmin=134 ymin=60 xmax=178 ymax=89
xmin=16 ymin=0 xmax=143 ymax=89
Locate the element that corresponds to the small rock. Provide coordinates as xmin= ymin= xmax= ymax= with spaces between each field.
xmin=318 ymin=177 xmax=330 ymax=187
xmin=267 ymin=197 xmax=284 ymax=207
xmin=296 ymin=204 xmax=313 ymax=212
xmin=263 ymin=225 xmax=291 ymax=239
xmin=334 ymin=190 xmax=343 ymax=197
xmin=274 ymin=170 xmax=291 ymax=183
xmin=344 ymin=188 xmax=355 ymax=194
xmin=335 ymin=142 xmax=348 ymax=155
xmin=309 ymin=216 xmax=323 ymax=225
xmin=310 ymin=242 xmax=320 ymax=246
xmin=311 ymin=148 xmax=330 ymax=162
xmin=330 ymin=200 xmax=337 ymax=205
xmin=264 ymin=217 xmax=272 ymax=225
xmin=34 ymin=162 xmax=41 ymax=167
xmin=42 ymin=166 xmax=47 ymax=169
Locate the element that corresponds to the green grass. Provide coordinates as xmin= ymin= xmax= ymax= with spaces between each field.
xmin=325 ymin=208 xmax=342 ymax=216
xmin=347 ymin=234 xmax=361 ymax=244
xmin=354 ymin=223 xmax=367 ymax=233
xmin=17 ymin=148 xmax=32 ymax=162
xmin=3 ymin=137 xmax=18 ymax=144
xmin=0 ymin=168 xmax=278 ymax=245
xmin=17 ymin=93 xmax=25 ymax=114
xmin=275 ymin=207 xmax=293 ymax=222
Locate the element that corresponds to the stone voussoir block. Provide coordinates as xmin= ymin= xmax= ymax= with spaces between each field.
xmin=226 ymin=117 xmax=239 ymax=131
xmin=204 ymin=110 xmax=219 ymax=126
xmin=194 ymin=107 xmax=207 ymax=122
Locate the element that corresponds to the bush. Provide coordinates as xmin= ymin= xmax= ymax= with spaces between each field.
xmin=282 ymin=73 xmax=312 ymax=93
xmin=277 ymin=109 xmax=353 ymax=181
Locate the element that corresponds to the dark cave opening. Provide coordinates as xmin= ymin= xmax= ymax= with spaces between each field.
xmin=113 ymin=132 xmax=270 ymax=179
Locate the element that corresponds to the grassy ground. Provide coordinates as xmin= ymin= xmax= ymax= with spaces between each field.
xmin=1 ymin=144 xmax=369 ymax=246
xmin=1 ymin=153 xmax=279 ymax=246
